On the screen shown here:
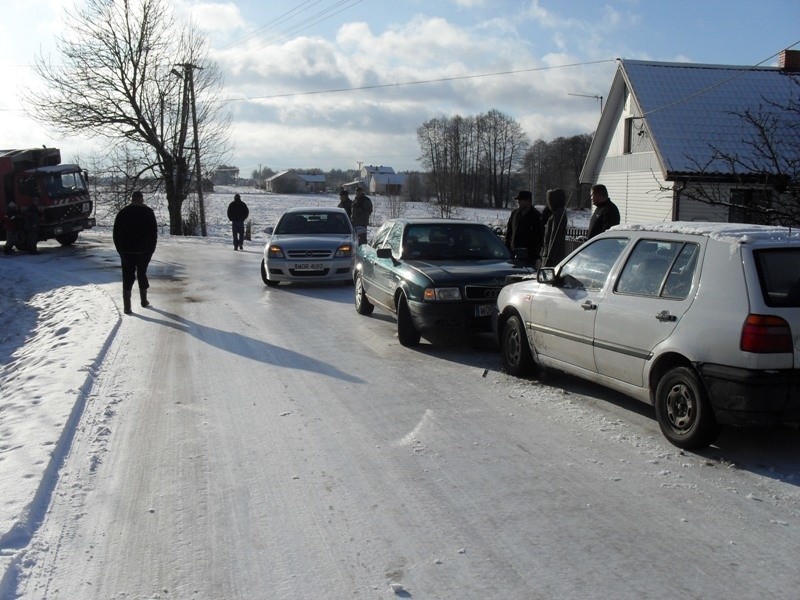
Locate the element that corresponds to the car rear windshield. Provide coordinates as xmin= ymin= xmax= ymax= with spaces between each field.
xmin=754 ymin=248 xmax=800 ymax=308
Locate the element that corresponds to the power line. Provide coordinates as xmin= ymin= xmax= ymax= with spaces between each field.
xmin=223 ymin=59 xmax=617 ymax=103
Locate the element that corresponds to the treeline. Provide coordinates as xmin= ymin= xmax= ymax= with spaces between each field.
xmin=417 ymin=108 xmax=592 ymax=211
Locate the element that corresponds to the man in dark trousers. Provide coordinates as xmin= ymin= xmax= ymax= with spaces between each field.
xmin=505 ymin=190 xmax=544 ymax=266
xmin=351 ymin=186 xmax=372 ymax=245
xmin=587 ymin=184 xmax=620 ymax=239
xmin=113 ymin=190 xmax=158 ymax=315
xmin=227 ymin=193 xmax=249 ymax=250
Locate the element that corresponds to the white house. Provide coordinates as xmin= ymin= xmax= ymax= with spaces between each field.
xmin=360 ymin=165 xmax=406 ymax=195
xmin=580 ymin=49 xmax=800 ymax=224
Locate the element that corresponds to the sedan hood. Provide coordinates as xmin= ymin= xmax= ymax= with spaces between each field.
xmin=267 ymin=233 xmax=354 ymax=248
xmin=404 ymin=259 xmax=534 ymax=285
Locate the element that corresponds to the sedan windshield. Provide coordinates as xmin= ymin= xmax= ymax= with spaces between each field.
xmin=276 ymin=212 xmax=352 ymax=235
xmin=402 ymin=224 xmax=509 ymax=260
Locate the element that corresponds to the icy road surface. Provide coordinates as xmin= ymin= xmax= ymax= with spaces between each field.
xmin=6 ymin=231 xmax=800 ymax=599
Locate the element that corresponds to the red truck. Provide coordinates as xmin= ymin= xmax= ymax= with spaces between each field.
xmin=1 ymin=147 xmax=95 ymax=248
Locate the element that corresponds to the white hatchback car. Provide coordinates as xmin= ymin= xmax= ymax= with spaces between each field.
xmin=496 ymin=222 xmax=800 ymax=449
xmin=261 ymin=207 xmax=357 ymax=287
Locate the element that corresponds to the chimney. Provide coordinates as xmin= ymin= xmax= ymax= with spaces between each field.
xmin=778 ymin=49 xmax=800 ymax=72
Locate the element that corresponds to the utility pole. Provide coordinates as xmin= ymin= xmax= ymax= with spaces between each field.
xmin=176 ymin=62 xmax=207 ymax=236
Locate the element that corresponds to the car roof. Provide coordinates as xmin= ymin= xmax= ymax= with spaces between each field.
xmin=391 ymin=218 xmax=490 ymax=227
xmin=609 ymin=222 xmax=800 ymax=246
xmin=281 ymin=206 xmax=348 ymax=215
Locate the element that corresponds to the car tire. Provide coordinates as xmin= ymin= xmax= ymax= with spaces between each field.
xmin=261 ymin=260 xmax=279 ymax=287
xmin=396 ymin=294 xmax=420 ymax=347
xmin=501 ymin=314 xmax=534 ymax=376
xmin=655 ymin=366 xmax=720 ymax=450
xmin=56 ymin=232 xmax=79 ymax=246
xmin=354 ymin=273 xmax=374 ymax=315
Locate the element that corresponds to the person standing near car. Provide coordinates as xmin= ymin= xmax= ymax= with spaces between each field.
xmin=543 ymin=188 xmax=568 ymax=267
xmin=113 ymin=190 xmax=158 ymax=315
xmin=337 ymin=188 xmax=353 ymax=219
xmin=227 ymin=193 xmax=249 ymax=250
xmin=505 ymin=190 xmax=544 ymax=266
xmin=3 ymin=202 xmax=19 ymax=255
xmin=23 ymin=199 xmax=42 ymax=255
xmin=587 ymin=184 xmax=620 ymax=239
xmin=351 ymin=186 xmax=372 ymax=244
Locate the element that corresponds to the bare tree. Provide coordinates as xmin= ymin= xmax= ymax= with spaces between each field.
xmin=479 ymin=110 xmax=529 ymax=209
xmin=681 ymin=85 xmax=800 ymax=226
xmin=26 ymin=0 xmax=230 ymax=234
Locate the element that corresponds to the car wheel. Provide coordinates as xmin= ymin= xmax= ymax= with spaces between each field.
xmin=354 ymin=273 xmax=374 ymax=315
xmin=501 ymin=314 xmax=534 ymax=376
xmin=396 ymin=294 xmax=420 ymax=347
xmin=261 ymin=260 xmax=279 ymax=287
xmin=56 ymin=232 xmax=79 ymax=246
xmin=655 ymin=366 xmax=720 ymax=450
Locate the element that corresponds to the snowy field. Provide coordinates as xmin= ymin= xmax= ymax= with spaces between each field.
xmin=1 ymin=187 xmax=799 ymax=599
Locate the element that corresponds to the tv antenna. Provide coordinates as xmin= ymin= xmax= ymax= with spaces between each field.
xmin=568 ymin=93 xmax=603 ymax=113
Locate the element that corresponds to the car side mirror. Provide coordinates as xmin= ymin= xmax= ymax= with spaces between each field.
xmin=263 ymin=226 xmax=274 ymax=235
xmin=376 ymin=247 xmax=393 ymax=259
xmin=537 ymin=267 xmax=557 ymax=284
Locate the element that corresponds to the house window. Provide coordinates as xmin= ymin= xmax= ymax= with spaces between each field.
xmin=623 ymin=118 xmax=633 ymax=154
xmin=729 ymin=188 xmax=773 ymax=225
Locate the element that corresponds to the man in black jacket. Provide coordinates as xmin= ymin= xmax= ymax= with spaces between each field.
xmin=587 ymin=184 xmax=620 ymax=239
xmin=505 ymin=190 xmax=544 ymax=266
xmin=227 ymin=193 xmax=250 ymax=250
xmin=113 ymin=191 xmax=158 ymax=315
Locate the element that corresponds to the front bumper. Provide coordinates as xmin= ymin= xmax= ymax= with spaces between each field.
xmin=265 ymin=257 xmax=354 ymax=283
xmin=698 ymin=363 xmax=800 ymax=426
xmin=408 ymin=299 xmax=496 ymax=333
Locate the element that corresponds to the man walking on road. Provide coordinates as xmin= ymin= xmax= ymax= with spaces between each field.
xmin=113 ymin=190 xmax=158 ymax=315
xmin=227 ymin=193 xmax=249 ymax=250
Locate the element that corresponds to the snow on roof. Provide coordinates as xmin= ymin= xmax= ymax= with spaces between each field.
xmin=619 ymin=59 xmax=800 ymax=177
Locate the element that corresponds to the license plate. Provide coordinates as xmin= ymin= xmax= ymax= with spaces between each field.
xmin=293 ymin=263 xmax=324 ymax=271
xmin=475 ymin=304 xmax=494 ymax=317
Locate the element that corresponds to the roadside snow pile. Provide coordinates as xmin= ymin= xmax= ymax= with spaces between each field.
xmin=0 ymin=260 xmax=118 ymax=551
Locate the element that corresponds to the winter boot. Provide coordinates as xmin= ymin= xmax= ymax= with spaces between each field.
xmin=140 ymin=287 xmax=150 ymax=308
xmin=123 ymin=290 xmax=133 ymax=315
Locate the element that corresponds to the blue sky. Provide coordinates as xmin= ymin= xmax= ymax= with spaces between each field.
xmin=1 ymin=0 xmax=798 ymax=175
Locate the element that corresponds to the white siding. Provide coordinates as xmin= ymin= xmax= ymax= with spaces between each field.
xmin=595 ymin=153 xmax=673 ymax=223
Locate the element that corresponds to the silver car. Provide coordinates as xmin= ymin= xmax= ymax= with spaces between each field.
xmin=261 ymin=207 xmax=357 ymax=287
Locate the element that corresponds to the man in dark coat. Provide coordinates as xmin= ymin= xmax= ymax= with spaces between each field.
xmin=505 ymin=190 xmax=544 ymax=265
xmin=23 ymin=200 xmax=41 ymax=255
xmin=543 ymin=188 xmax=568 ymax=267
xmin=351 ymin=186 xmax=372 ymax=244
xmin=227 ymin=193 xmax=249 ymax=250
xmin=337 ymin=189 xmax=353 ymax=219
xmin=587 ymin=184 xmax=621 ymax=239
xmin=113 ymin=191 xmax=158 ymax=315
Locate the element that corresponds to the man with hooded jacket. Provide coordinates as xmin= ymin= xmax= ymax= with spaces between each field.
xmin=113 ymin=191 xmax=158 ymax=315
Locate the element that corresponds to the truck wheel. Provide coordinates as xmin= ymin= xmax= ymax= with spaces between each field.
xmin=56 ymin=233 xmax=79 ymax=246
xmin=655 ymin=366 xmax=720 ymax=450
xmin=501 ymin=314 xmax=534 ymax=376
xmin=396 ymin=294 xmax=420 ymax=347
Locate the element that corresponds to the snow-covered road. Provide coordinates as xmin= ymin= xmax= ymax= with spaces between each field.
xmin=3 ymin=226 xmax=800 ymax=599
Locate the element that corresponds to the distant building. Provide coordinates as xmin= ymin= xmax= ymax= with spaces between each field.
xmin=360 ymin=165 xmax=406 ymax=195
xmin=265 ymin=170 xmax=327 ymax=194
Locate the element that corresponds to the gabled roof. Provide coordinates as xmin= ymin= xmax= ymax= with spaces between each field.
xmin=363 ymin=165 xmax=395 ymax=175
xmin=371 ymin=173 xmax=406 ymax=185
xmin=584 ymin=58 xmax=800 ymax=181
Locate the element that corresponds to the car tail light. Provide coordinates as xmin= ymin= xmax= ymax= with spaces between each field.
xmin=740 ymin=314 xmax=793 ymax=353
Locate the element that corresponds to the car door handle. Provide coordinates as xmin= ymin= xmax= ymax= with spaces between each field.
xmin=656 ymin=310 xmax=677 ymax=322
xmin=581 ymin=300 xmax=596 ymax=311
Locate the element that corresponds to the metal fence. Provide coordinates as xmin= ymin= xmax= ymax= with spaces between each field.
xmin=565 ymin=226 xmax=589 ymax=254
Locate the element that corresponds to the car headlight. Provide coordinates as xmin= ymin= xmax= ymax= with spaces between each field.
xmin=267 ymin=245 xmax=285 ymax=258
xmin=423 ymin=287 xmax=462 ymax=301
xmin=335 ymin=243 xmax=354 ymax=258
